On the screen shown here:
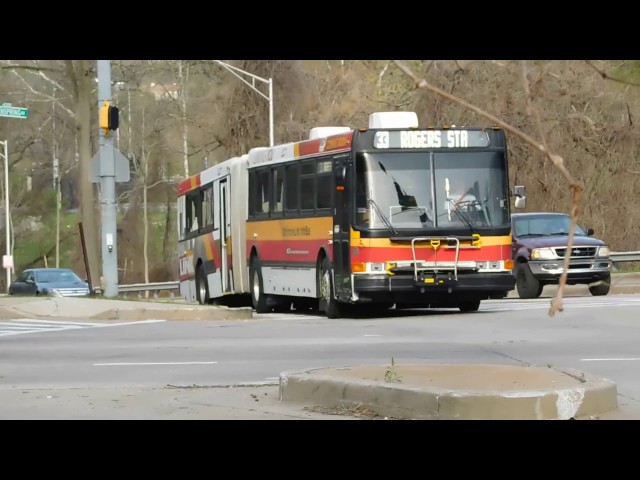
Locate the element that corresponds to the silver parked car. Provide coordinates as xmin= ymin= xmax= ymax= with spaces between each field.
xmin=8 ymin=268 xmax=91 ymax=297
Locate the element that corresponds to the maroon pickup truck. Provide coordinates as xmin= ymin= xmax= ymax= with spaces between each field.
xmin=511 ymin=212 xmax=612 ymax=298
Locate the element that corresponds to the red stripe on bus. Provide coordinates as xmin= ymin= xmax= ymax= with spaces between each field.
xmin=351 ymin=244 xmax=511 ymax=263
xmin=247 ymin=239 xmax=331 ymax=263
xmin=178 ymin=174 xmax=201 ymax=196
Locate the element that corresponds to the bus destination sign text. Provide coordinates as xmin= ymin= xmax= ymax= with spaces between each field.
xmin=373 ymin=130 xmax=490 ymax=149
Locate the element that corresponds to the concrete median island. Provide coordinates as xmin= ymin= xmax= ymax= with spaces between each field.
xmin=279 ymin=364 xmax=619 ymax=420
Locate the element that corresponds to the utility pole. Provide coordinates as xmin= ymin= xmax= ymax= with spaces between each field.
xmin=0 ymin=140 xmax=11 ymax=292
xmin=91 ymin=60 xmax=129 ymax=297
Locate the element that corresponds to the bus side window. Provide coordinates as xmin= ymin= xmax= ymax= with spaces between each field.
xmin=250 ymin=169 xmax=271 ymax=215
xmin=300 ymin=161 xmax=315 ymax=211
xmin=285 ymin=164 xmax=299 ymax=213
xmin=273 ymin=166 xmax=284 ymax=214
xmin=259 ymin=170 xmax=270 ymax=214
xmin=317 ymin=159 xmax=332 ymax=209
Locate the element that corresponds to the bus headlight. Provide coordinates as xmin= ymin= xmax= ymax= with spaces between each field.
xmin=531 ymin=248 xmax=556 ymax=260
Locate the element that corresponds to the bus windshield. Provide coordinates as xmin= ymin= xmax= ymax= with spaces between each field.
xmin=355 ymin=151 xmax=509 ymax=230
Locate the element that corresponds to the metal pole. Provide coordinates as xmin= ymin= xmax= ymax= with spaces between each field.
xmin=1 ymin=140 xmax=10 ymax=292
xmin=97 ymin=60 xmax=119 ymax=297
xmin=268 ymin=78 xmax=274 ymax=147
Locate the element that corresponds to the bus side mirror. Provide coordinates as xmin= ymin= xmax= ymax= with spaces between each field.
xmin=513 ymin=185 xmax=526 ymax=209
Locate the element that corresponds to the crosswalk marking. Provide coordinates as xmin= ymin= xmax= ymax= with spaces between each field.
xmin=0 ymin=319 xmax=166 ymax=337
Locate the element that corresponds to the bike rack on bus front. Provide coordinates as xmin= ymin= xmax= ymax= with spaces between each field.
xmin=410 ymin=237 xmax=461 ymax=283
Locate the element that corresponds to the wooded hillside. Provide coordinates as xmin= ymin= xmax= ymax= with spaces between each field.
xmin=0 ymin=60 xmax=637 ymax=287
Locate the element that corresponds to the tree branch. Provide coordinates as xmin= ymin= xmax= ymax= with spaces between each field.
xmin=392 ymin=60 xmax=584 ymax=317
xmin=6 ymin=68 xmax=76 ymax=119
xmin=585 ymin=60 xmax=640 ymax=87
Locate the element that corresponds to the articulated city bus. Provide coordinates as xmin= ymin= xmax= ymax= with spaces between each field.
xmin=177 ymin=112 xmax=525 ymax=318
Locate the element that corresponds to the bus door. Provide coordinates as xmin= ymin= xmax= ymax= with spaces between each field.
xmin=332 ymin=156 xmax=352 ymax=299
xmin=217 ymin=177 xmax=232 ymax=293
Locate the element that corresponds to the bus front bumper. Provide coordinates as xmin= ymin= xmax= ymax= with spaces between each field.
xmin=353 ymin=272 xmax=516 ymax=297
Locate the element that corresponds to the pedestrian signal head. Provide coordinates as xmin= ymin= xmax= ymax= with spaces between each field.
xmin=99 ymin=101 xmax=119 ymax=135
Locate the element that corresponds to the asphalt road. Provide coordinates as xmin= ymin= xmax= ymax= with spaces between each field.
xmin=1 ymin=294 xmax=640 ymax=419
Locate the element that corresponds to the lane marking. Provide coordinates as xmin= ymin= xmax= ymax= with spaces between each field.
xmin=580 ymin=358 xmax=640 ymax=362
xmin=93 ymin=361 xmax=218 ymax=366
xmin=16 ymin=319 xmax=104 ymax=326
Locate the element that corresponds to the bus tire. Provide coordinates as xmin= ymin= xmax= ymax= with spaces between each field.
xmin=196 ymin=265 xmax=210 ymax=305
xmin=319 ymin=256 xmax=343 ymax=319
xmin=250 ymin=257 xmax=271 ymax=313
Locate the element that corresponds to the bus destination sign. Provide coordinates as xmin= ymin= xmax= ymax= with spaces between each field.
xmin=373 ymin=130 xmax=490 ymax=149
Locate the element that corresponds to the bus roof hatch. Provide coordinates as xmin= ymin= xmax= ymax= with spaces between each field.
xmin=369 ymin=111 xmax=419 ymax=129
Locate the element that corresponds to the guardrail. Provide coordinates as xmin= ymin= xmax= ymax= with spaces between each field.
xmin=118 ymin=281 xmax=180 ymax=299
xmin=610 ymin=252 xmax=640 ymax=263
xmin=117 ymin=253 xmax=639 ymax=298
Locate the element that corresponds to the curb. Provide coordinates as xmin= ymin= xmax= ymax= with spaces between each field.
xmin=279 ymin=364 xmax=618 ymax=420
xmin=90 ymin=306 xmax=253 ymax=321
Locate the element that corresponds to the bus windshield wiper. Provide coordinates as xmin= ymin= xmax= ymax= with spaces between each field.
xmin=368 ymin=198 xmax=397 ymax=235
xmin=449 ymin=201 xmax=477 ymax=232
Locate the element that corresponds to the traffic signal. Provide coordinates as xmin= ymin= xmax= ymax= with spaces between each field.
xmin=99 ymin=101 xmax=119 ymax=135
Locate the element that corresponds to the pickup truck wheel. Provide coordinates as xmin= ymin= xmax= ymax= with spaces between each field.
xmin=516 ymin=263 xmax=543 ymax=299
xmin=588 ymin=276 xmax=611 ymax=296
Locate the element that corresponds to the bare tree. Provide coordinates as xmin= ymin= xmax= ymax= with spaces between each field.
xmin=0 ymin=60 xmax=101 ymax=285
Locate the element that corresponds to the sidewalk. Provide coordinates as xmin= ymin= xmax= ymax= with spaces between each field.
xmin=0 ymin=295 xmax=252 ymax=321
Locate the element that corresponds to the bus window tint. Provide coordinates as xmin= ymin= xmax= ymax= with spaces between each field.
xmin=300 ymin=161 xmax=315 ymax=210
xmin=285 ymin=164 xmax=299 ymax=212
xmin=317 ymin=160 xmax=332 ymax=209
xmin=186 ymin=191 xmax=202 ymax=233
xmin=202 ymin=185 xmax=214 ymax=228
xmin=273 ymin=166 xmax=284 ymax=214
xmin=257 ymin=169 xmax=270 ymax=214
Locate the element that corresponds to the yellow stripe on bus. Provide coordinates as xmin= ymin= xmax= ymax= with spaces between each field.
xmin=350 ymin=234 xmax=512 ymax=248
xmin=248 ymin=216 xmax=333 ymax=241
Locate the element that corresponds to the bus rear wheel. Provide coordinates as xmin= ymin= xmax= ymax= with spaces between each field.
xmin=250 ymin=257 xmax=271 ymax=313
xmin=196 ymin=265 xmax=210 ymax=305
